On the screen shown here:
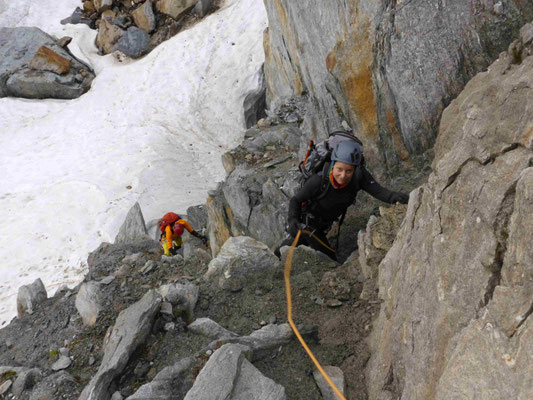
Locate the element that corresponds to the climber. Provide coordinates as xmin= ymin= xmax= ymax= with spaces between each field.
xmin=275 ymin=140 xmax=409 ymax=261
xmin=158 ymin=212 xmax=208 ymax=256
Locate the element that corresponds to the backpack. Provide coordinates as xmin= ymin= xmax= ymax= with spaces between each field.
xmin=299 ymin=131 xmax=364 ymax=181
xmin=297 ymin=131 xmax=364 ymax=249
xmin=158 ymin=212 xmax=181 ymax=234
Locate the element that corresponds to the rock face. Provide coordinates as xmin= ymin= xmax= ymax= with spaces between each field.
xmin=206 ymin=124 xmax=301 ymax=255
xmin=366 ymin=26 xmax=533 ymax=400
xmin=114 ymin=202 xmax=152 ymax=244
xmin=79 ymin=290 xmax=162 ymax=400
xmin=0 ymin=27 xmax=94 ymax=99
xmin=263 ymin=0 xmax=533 ymax=174
xmin=357 ymin=204 xmax=407 ymax=300
xmin=17 ymin=278 xmax=47 ymax=318
xmin=204 ymin=236 xmax=279 ymax=291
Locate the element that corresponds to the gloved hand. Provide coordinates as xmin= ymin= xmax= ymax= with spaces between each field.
xmin=389 ymin=191 xmax=409 ymax=204
xmin=288 ymin=218 xmax=300 ymax=237
xmin=200 ymin=235 xmax=208 ymax=246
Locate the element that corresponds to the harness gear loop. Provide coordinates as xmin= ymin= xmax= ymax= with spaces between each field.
xmin=284 ymin=230 xmax=346 ymax=400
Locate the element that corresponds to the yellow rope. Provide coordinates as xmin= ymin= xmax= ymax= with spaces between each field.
xmin=284 ymin=230 xmax=346 ymax=400
xmin=300 ymin=229 xmax=336 ymax=253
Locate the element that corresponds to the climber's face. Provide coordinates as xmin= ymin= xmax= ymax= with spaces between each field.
xmin=332 ymin=161 xmax=355 ymax=186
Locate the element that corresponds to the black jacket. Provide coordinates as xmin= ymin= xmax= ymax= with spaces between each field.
xmin=288 ymin=165 xmax=395 ymax=231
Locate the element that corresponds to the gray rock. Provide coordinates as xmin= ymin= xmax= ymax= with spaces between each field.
xmin=115 ymin=202 xmax=151 ymax=244
xmin=51 ymin=355 xmax=72 ymax=371
xmin=184 ymin=343 xmax=285 ymax=400
xmin=204 ymin=236 xmax=280 ymax=291
xmin=17 ymin=278 xmax=47 ymax=318
xmin=122 ymin=252 xmax=145 ymax=264
xmin=158 ymin=282 xmax=199 ymax=322
xmin=100 ymin=276 xmax=115 ymax=285
xmin=184 ymin=344 xmax=266 ymax=400
xmin=193 ymin=0 xmax=211 ymax=17
xmin=126 ymin=357 xmax=195 ymax=400
xmin=79 ymin=290 xmax=162 ymax=400
xmin=113 ymin=27 xmax=150 ymax=59
xmin=12 ymin=368 xmax=41 ymax=397
xmin=367 ymin=38 xmax=533 ymax=400
xmin=0 ymin=27 xmax=94 ymax=99
xmin=157 ymin=0 xmax=198 ymax=20
xmin=132 ymin=1 xmax=156 ymax=33
xmin=280 ymin=244 xmax=337 ymax=275
xmin=188 ymin=318 xmax=238 ymax=340
xmin=159 ymin=302 xmax=173 ymax=317
xmin=141 ymin=260 xmax=157 ymax=275
xmin=75 ymin=281 xmax=103 ymax=326
xmin=240 ymin=124 xmax=301 ymax=154
xmin=231 ymin=358 xmax=286 ymax=399
xmin=209 ymin=323 xmax=317 ymax=362
xmin=96 ymin=17 xmax=124 ymax=54
xmin=186 ymin=205 xmax=208 ymax=231
xmin=111 ymin=391 xmax=124 ymax=400
xmin=313 ymin=366 xmax=345 ymax=400
xmin=29 ymin=371 xmax=80 ymax=400
xmin=0 ymin=380 xmax=12 ymax=396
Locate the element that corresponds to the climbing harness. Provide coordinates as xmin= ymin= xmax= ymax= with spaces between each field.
xmin=284 ymin=230 xmax=346 ymax=400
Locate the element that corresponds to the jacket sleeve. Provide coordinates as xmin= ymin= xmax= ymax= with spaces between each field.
xmin=359 ymin=166 xmax=396 ymax=204
xmin=165 ymin=225 xmax=173 ymax=249
xmin=177 ymin=219 xmax=194 ymax=233
xmin=288 ymin=174 xmax=322 ymax=221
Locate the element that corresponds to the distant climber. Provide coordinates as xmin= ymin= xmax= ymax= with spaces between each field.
xmin=275 ymin=139 xmax=409 ymax=261
xmin=158 ymin=212 xmax=207 ymax=256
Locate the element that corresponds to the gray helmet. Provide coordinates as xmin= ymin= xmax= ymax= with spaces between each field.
xmin=331 ymin=140 xmax=363 ymax=166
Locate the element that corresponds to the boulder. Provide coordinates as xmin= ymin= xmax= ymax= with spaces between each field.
xmin=157 ymin=282 xmax=199 ymax=322
xmin=51 ymin=355 xmax=72 ymax=371
xmin=126 ymin=357 xmax=195 ymax=400
xmin=204 ymin=236 xmax=279 ymax=291
xmin=79 ymin=290 xmax=162 ymax=400
xmin=366 ymin=31 xmax=533 ymax=400
xmin=188 ymin=318 xmax=238 ymax=340
xmin=132 ymin=1 xmax=156 ymax=33
xmin=114 ymin=202 xmax=152 ymax=244
xmin=17 ymin=278 xmax=47 ymax=318
xmin=113 ymin=27 xmax=150 ymax=59
xmin=313 ymin=366 xmax=346 ymax=400
xmin=12 ymin=368 xmax=42 ymax=397
xmin=263 ymin=0 xmax=533 ymax=174
xmin=157 ymin=0 xmax=198 ymax=20
xmin=96 ymin=17 xmax=124 ymax=54
xmin=183 ymin=343 xmax=286 ymax=400
xmin=208 ymin=323 xmax=318 ymax=362
xmin=240 ymin=125 xmax=301 ymax=155
xmin=0 ymin=27 xmax=94 ymax=99
xmin=75 ymin=281 xmax=103 ymax=326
